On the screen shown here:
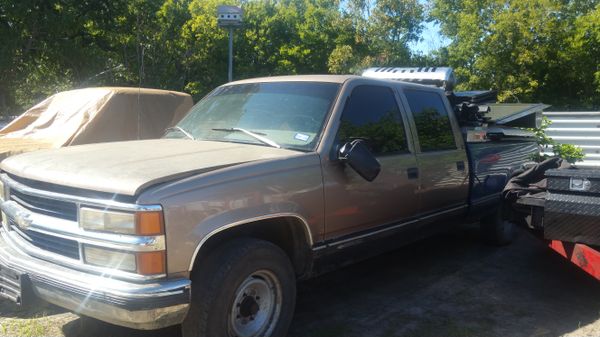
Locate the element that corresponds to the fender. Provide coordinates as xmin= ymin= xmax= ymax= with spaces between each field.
xmin=187 ymin=213 xmax=314 ymax=271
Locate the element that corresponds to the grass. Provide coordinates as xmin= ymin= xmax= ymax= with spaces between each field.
xmin=0 ymin=317 xmax=48 ymax=337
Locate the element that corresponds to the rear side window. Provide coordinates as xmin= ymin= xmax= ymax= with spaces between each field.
xmin=404 ymin=89 xmax=456 ymax=152
xmin=337 ymin=85 xmax=408 ymax=155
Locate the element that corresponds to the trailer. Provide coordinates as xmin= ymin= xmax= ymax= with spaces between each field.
xmin=509 ymin=161 xmax=600 ymax=281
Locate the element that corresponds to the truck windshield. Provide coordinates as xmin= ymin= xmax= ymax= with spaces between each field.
xmin=165 ymin=82 xmax=340 ymax=151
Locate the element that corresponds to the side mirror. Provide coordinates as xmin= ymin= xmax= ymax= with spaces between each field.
xmin=338 ymin=139 xmax=381 ymax=182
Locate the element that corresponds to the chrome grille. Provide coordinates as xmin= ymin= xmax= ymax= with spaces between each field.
xmin=0 ymin=173 xmax=166 ymax=281
xmin=8 ymin=218 xmax=80 ymax=260
xmin=9 ymin=189 xmax=78 ymax=221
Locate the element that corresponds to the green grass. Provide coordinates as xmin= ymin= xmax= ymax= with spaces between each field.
xmin=0 ymin=317 xmax=48 ymax=337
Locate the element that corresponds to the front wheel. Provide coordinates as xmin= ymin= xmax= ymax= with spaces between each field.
xmin=182 ymin=238 xmax=296 ymax=337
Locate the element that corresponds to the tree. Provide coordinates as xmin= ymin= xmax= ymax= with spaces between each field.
xmin=0 ymin=0 xmax=163 ymax=114
xmin=336 ymin=0 xmax=424 ymax=72
xmin=567 ymin=4 xmax=600 ymax=108
xmin=0 ymin=0 xmax=426 ymax=115
xmin=431 ymin=0 xmax=600 ymax=109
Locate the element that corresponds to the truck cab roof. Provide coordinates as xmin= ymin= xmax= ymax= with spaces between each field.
xmin=227 ymin=74 xmax=446 ymax=93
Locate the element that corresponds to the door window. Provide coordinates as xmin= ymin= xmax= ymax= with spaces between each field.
xmin=337 ymin=85 xmax=408 ymax=155
xmin=404 ymin=89 xmax=456 ymax=152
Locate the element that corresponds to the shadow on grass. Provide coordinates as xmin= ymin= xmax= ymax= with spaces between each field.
xmin=61 ymin=317 xmax=181 ymax=337
xmin=0 ymin=299 xmax=65 ymax=319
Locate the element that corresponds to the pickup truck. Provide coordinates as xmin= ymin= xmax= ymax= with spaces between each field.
xmin=0 ymin=72 xmax=536 ymax=337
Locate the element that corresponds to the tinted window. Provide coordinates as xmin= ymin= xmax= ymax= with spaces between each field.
xmin=337 ymin=85 xmax=408 ymax=155
xmin=404 ymin=89 xmax=456 ymax=152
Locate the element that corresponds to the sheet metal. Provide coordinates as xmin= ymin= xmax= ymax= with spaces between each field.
xmin=543 ymin=111 xmax=600 ymax=167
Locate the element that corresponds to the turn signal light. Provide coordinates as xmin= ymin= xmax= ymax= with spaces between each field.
xmin=136 ymin=211 xmax=164 ymax=236
xmin=137 ymin=251 xmax=166 ymax=275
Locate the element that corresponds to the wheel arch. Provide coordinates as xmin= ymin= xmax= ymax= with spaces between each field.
xmin=188 ymin=214 xmax=314 ymax=278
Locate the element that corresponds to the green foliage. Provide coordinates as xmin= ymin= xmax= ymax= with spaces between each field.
xmin=553 ymin=143 xmax=585 ymax=164
xmin=431 ymin=0 xmax=600 ymax=109
xmin=529 ymin=116 xmax=555 ymax=149
xmin=528 ymin=116 xmax=585 ymax=164
xmin=0 ymin=0 xmax=425 ymax=115
xmin=1 ymin=0 xmax=598 ymax=117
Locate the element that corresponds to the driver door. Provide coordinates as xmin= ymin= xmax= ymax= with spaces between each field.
xmin=321 ymin=84 xmax=420 ymax=240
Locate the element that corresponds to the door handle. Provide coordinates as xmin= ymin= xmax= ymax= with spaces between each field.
xmin=456 ymin=161 xmax=465 ymax=171
xmin=407 ymin=167 xmax=419 ymax=179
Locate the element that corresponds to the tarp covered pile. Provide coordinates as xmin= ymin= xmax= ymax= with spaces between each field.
xmin=0 ymin=87 xmax=193 ymax=160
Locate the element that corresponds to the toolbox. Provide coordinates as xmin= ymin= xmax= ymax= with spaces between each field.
xmin=545 ymin=168 xmax=600 ymax=246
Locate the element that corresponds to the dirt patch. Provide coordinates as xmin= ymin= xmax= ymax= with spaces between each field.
xmin=1 ymin=224 xmax=600 ymax=337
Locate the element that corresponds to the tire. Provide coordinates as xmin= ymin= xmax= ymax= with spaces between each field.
xmin=480 ymin=205 xmax=517 ymax=246
xmin=182 ymin=238 xmax=296 ymax=337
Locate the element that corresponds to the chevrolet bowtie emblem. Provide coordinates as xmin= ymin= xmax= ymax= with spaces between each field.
xmin=14 ymin=212 xmax=32 ymax=230
xmin=1 ymin=201 xmax=33 ymax=231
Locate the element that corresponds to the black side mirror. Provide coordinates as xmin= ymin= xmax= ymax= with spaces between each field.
xmin=338 ymin=139 xmax=381 ymax=182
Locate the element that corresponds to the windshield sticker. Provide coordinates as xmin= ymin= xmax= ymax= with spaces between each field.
xmin=294 ymin=133 xmax=310 ymax=142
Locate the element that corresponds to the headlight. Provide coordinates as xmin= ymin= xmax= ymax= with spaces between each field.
xmin=83 ymin=245 xmax=137 ymax=272
xmin=79 ymin=208 xmax=164 ymax=235
xmin=79 ymin=207 xmax=165 ymax=275
xmin=83 ymin=245 xmax=166 ymax=275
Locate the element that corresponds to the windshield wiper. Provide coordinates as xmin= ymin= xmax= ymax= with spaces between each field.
xmin=165 ymin=126 xmax=195 ymax=140
xmin=211 ymin=127 xmax=280 ymax=148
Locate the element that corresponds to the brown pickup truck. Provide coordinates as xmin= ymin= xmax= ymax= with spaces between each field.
xmin=0 ymin=72 xmax=536 ymax=337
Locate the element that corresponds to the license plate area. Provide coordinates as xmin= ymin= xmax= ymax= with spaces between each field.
xmin=0 ymin=264 xmax=34 ymax=306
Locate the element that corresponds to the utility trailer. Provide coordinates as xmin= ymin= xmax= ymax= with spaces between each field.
xmin=509 ymin=162 xmax=600 ymax=281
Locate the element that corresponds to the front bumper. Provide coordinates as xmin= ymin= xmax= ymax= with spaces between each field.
xmin=0 ymin=228 xmax=190 ymax=330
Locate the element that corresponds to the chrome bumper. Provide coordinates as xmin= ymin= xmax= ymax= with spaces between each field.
xmin=0 ymin=227 xmax=190 ymax=330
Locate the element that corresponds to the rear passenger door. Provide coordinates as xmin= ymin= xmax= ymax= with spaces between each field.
xmin=400 ymin=88 xmax=469 ymax=215
xmin=322 ymin=84 xmax=419 ymax=239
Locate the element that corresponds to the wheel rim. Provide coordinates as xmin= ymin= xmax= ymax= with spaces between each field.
xmin=228 ymin=270 xmax=282 ymax=337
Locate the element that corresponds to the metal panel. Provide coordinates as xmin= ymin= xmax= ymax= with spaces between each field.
xmin=543 ymin=112 xmax=600 ymax=167
xmin=362 ymin=67 xmax=455 ymax=90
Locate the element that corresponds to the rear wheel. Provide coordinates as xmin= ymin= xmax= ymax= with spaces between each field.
xmin=182 ymin=238 xmax=296 ymax=337
xmin=480 ymin=205 xmax=517 ymax=246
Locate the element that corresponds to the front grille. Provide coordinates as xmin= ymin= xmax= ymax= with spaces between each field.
xmin=9 ymin=189 xmax=78 ymax=221
xmin=9 ymin=219 xmax=80 ymax=260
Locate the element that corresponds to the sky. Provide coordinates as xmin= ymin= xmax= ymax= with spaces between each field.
xmin=409 ymin=20 xmax=450 ymax=55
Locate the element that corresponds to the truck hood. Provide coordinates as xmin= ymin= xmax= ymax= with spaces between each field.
xmin=1 ymin=139 xmax=300 ymax=196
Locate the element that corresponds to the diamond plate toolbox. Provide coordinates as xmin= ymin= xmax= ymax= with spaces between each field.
xmin=545 ymin=169 xmax=600 ymax=245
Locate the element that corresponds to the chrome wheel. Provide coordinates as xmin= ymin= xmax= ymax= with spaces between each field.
xmin=229 ymin=270 xmax=282 ymax=337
